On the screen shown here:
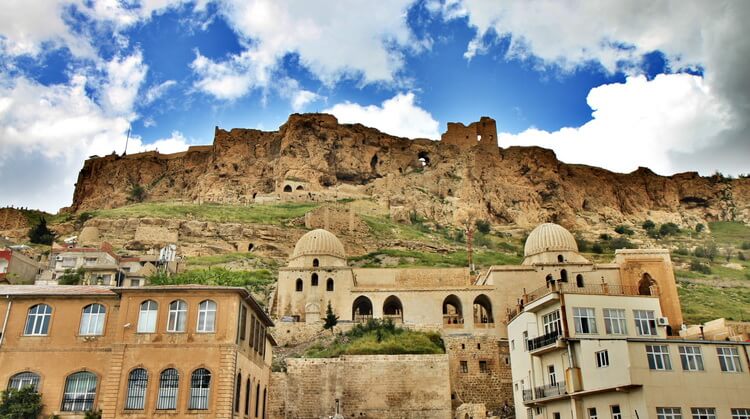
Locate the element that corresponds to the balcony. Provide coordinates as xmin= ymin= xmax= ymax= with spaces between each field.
xmin=443 ymin=315 xmax=464 ymax=328
xmin=526 ymin=330 xmax=565 ymax=355
xmin=522 ymin=383 xmax=567 ymax=403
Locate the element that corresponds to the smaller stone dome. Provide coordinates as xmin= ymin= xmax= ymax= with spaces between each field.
xmin=524 ymin=223 xmax=578 ymax=257
xmin=290 ymin=229 xmax=346 ymax=260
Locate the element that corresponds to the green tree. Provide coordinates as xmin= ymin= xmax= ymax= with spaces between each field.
xmin=128 ymin=183 xmax=146 ymax=203
xmin=0 ymin=386 xmax=43 ymax=419
xmin=614 ymin=225 xmax=634 ymax=235
xmin=475 ymin=220 xmax=491 ymax=234
xmin=642 ymin=220 xmax=656 ymax=230
xmin=58 ymin=267 xmax=85 ymax=285
xmin=695 ymin=223 xmax=705 ymax=233
xmin=659 ymin=222 xmax=680 ymax=236
xmin=323 ymin=301 xmax=339 ymax=335
xmin=28 ymin=217 xmax=55 ymax=245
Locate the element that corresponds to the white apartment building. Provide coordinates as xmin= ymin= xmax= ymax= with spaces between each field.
xmin=508 ymin=281 xmax=750 ymax=419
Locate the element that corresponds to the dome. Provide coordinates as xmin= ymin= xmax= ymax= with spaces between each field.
xmin=290 ymin=229 xmax=346 ymax=260
xmin=524 ymin=223 xmax=578 ymax=257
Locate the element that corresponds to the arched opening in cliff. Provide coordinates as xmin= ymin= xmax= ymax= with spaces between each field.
xmin=296 ymin=185 xmax=304 ymax=191
xmin=370 ymin=154 xmax=379 ymax=171
xmin=418 ymin=151 xmax=430 ymax=167
xmin=383 ymin=295 xmax=403 ymax=323
xmin=447 ymin=188 xmax=453 ymax=197
xmin=473 ymin=294 xmax=493 ymax=324
xmin=247 ymin=243 xmax=254 ymax=252
xmin=283 ymin=185 xmax=292 ymax=192
xmin=352 ymin=296 xmax=373 ymax=323
xmin=442 ymin=294 xmax=463 ymax=325
xmin=639 ymin=273 xmax=657 ymax=296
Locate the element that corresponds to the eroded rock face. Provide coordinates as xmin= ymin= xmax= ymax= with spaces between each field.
xmin=68 ymin=113 xmax=750 ymax=230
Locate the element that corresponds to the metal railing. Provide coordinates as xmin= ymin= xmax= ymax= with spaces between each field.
xmin=526 ymin=330 xmax=560 ymax=351
xmin=522 ymin=382 xmax=567 ymax=401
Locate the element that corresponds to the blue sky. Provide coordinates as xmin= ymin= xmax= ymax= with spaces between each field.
xmin=1 ymin=0 xmax=748 ymax=212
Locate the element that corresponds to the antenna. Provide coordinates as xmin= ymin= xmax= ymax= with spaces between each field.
xmin=124 ymin=127 xmax=131 ymax=155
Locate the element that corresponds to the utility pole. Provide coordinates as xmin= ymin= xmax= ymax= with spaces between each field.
xmin=123 ymin=127 xmax=131 ymax=156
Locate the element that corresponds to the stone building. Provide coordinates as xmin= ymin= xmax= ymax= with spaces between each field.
xmin=36 ymin=242 xmax=122 ymax=286
xmin=0 ymin=285 xmax=274 ymax=419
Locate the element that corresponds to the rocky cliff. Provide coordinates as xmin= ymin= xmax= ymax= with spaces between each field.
xmin=68 ymin=113 xmax=750 ymax=231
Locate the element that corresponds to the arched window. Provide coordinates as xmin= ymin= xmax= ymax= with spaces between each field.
xmin=189 ymin=369 xmax=211 ymax=410
xmin=8 ymin=372 xmax=40 ymax=392
xmin=137 ymin=300 xmax=158 ymax=333
xmin=283 ymin=185 xmax=292 ymax=192
xmin=545 ymin=274 xmax=554 ymax=286
xmin=576 ymin=274 xmax=584 ymax=288
xmin=442 ymin=295 xmax=463 ymax=325
xmin=312 ymin=258 xmax=319 ymax=267
xmin=167 ymin=300 xmax=187 ymax=332
xmin=125 ymin=368 xmax=148 ymax=410
xmin=157 ymin=368 xmax=179 ymax=410
xmin=560 ymin=269 xmax=568 ymax=283
xmin=295 ymin=278 xmax=303 ymax=292
xmin=197 ymin=300 xmax=217 ymax=333
xmin=254 ymin=383 xmax=261 ymax=417
xmin=296 ymin=185 xmax=304 ymax=191
xmin=62 ymin=371 xmax=97 ymax=412
xmin=326 ymin=278 xmax=334 ymax=291
xmin=311 ymin=273 xmax=318 ymax=286
xmin=473 ymin=294 xmax=494 ymax=324
xmin=79 ymin=303 xmax=106 ymax=336
xmin=557 ymin=254 xmax=564 ymax=263
xmin=639 ymin=273 xmax=657 ymax=296
xmin=352 ymin=296 xmax=373 ymax=323
xmin=244 ymin=378 xmax=251 ymax=415
xmin=24 ymin=304 xmax=51 ymax=336
xmin=234 ymin=373 xmax=242 ymax=413
xmin=383 ymin=295 xmax=403 ymax=323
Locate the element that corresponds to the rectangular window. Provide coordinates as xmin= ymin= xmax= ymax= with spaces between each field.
xmin=589 ymin=407 xmax=598 ymax=419
xmin=634 ymin=310 xmax=657 ymax=336
xmin=553 ymin=413 xmax=561 ymax=419
xmin=573 ymin=307 xmax=597 ymax=334
xmin=239 ymin=305 xmax=247 ymax=341
xmin=691 ymin=408 xmax=716 ymax=419
xmin=603 ymin=309 xmax=627 ymax=335
xmin=732 ymin=408 xmax=750 ymax=419
xmin=611 ymin=405 xmax=621 ymax=419
xmin=596 ymin=350 xmax=609 ymax=368
xmin=460 ymin=361 xmax=468 ymax=373
xmin=717 ymin=347 xmax=742 ymax=372
xmin=61 ymin=257 xmax=76 ymax=268
xmin=657 ymin=407 xmax=682 ymax=419
xmin=548 ymin=365 xmax=556 ymax=385
xmin=679 ymin=346 xmax=704 ymax=371
xmin=646 ymin=345 xmax=672 ymax=371
xmin=479 ymin=361 xmax=488 ymax=373
xmin=543 ymin=310 xmax=562 ymax=335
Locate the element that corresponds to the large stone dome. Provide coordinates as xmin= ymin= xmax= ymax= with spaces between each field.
xmin=524 ymin=223 xmax=578 ymax=257
xmin=290 ymin=229 xmax=346 ymax=260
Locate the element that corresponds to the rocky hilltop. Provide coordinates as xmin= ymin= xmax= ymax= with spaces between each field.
xmin=68 ymin=113 xmax=750 ymax=230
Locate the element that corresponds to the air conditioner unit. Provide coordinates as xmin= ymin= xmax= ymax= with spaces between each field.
xmin=656 ymin=317 xmax=669 ymax=326
xmin=55 ymin=256 xmax=63 ymax=261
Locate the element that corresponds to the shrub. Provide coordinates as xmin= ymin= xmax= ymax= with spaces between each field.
xmin=674 ymin=247 xmax=689 ymax=256
xmin=0 ymin=386 xmax=43 ymax=419
xmin=58 ymin=268 xmax=85 ymax=285
xmin=642 ymin=220 xmax=656 ymax=230
xmin=608 ymin=237 xmax=636 ymax=250
xmin=739 ymin=252 xmax=746 ymax=261
xmin=28 ymin=217 xmax=55 ymax=245
xmin=690 ymin=259 xmax=712 ymax=274
xmin=741 ymin=242 xmax=750 ymax=250
xmin=575 ymin=236 xmax=590 ymax=252
xmin=475 ymin=220 xmax=491 ymax=234
xmin=646 ymin=229 xmax=661 ymax=239
xmin=149 ymin=268 xmax=274 ymax=294
xmin=592 ymin=243 xmax=604 ymax=254
xmin=128 ymin=183 xmax=146 ymax=203
xmin=599 ymin=233 xmax=611 ymax=241
xmin=659 ymin=222 xmax=681 ymax=236
xmin=614 ymin=225 xmax=634 ymax=235
xmin=84 ymin=409 xmax=102 ymax=419
xmin=323 ymin=301 xmax=338 ymax=334
xmin=695 ymin=223 xmax=705 ymax=233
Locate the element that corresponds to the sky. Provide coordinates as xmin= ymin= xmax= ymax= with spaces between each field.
xmin=1 ymin=0 xmax=748 ymax=212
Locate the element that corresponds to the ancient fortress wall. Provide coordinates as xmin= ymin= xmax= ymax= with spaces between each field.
xmin=270 ymin=355 xmax=452 ymax=419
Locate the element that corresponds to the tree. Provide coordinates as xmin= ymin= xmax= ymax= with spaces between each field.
xmin=642 ymin=220 xmax=656 ymax=230
xmin=28 ymin=217 xmax=55 ymax=245
xmin=323 ymin=301 xmax=338 ymax=335
xmin=58 ymin=267 xmax=85 ymax=285
xmin=695 ymin=223 xmax=705 ymax=233
xmin=0 ymin=387 xmax=43 ymax=419
xmin=475 ymin=220 xmax=491 ymax=235
xmin=705 ymin=242 xmax=719 ymax=262
xmin=659 ymin=222 xmax=680 ymax=236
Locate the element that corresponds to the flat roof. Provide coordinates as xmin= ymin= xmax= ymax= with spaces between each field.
xmin=0 ymin=285 xmax=116 ymax=297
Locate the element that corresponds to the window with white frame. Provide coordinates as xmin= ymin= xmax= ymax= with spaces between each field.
xmin=678 ymin=346 xmax=704 ymax=371
xmin=646 ymin=345 xmax=672 ymax=370
xmin=732 ymin=408 xmax=750 ymax=419
xmin=588 ymin=407 xmax=598 ymax=419
xmin=197 ymin=300 xmax=217 ymax=333
xmin=7 ymin=372 xmax=40 ymax=392
xmin=657 ymin=407 xmax=682 ymax=419
xmin=61 ymin=257 xmax=76 ymax=268
xmin=24 ymin=304 xmax=52 ymax=336
xmin=542 ymin=310 xmax=561 ymax=335
xmin=157 ymin=368 xmax=179 ymax=410
xmin=137 ymin=300 xmax=158 ymax=333
xmin=603 ymin=309 xmax=627 ymax=335
xmin=691 ymin=408 xmax=716 ymax=419
xmin=634 ymin=310 xmax=657 ymax=336
xmin=717 ymin=347 xmax=742 ymax=372
xmin=189 ymin=368 xmax=211 ymax=410
xmin=79 ymin=304 xmax=106 ymax=336
xmin=167 ymin=300 xmax=187 ymax=332
xmin=611 ymin=405 xmax=621 ymax=419
xmin=547 ymin=365 xmax=556 ymax=385
xmin=61 ymin=372 xmax=97 ymax=412
xmin=573 ymin=307 xmax=597 ymax=334
xmin=596 ymin=350 xmax=609 ymax=368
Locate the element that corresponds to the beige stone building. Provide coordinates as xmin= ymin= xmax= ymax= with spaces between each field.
xmin=0 ymin=247 xmax=40 ymax=284
xmin=507 ymin=282 xmax=750 ymax=419
xmin=0 ymin=285 xmax=274 ymax=418
xmin=36 ymin=242 xmax=122 ymax=286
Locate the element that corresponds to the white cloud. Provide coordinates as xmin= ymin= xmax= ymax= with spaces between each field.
xmin=190 ymin=50 xmax=260 ymax=101
xmin=277 ymin=78 xmax=320 ymax=112
xmin=498 ymin=74 xmax=732 ymax=175
xmin=135 ymin=130 xmax=191 ymax=154
xmin=324 ymin=92 xmax=440 ymax=139
xmin=100 ymin=51 xmax=149 ymax=116
xmin=144 ymin=80 xmax=177 ymax=105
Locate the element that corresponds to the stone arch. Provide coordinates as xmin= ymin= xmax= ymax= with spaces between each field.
xmin=576 ymin=274 xmax=584 ymax=288
xmin=295 ymin=278 xmax=303 ymax=292
xmin=639 ymin=273 xmax=657 ymax=296
xmin=283 ymin=185 xmax=292 ymax=192
xmin=247 ymin=243 xmax=254 ymax=251
xmin=442 ymin=294 xmax=463 ymax=325
xmin=326 ymin=278 xmax=334 ymax=291
xmin=312 ymin=258 xmax=319 ymax=267
xmin=296 ymin=185 xmax=304 ymax=191
xmin=560 ymin=269 xmax=568 ymax=283
xmin=382 ymin=295 xmax=403 ymax=323
xmin=311 ymin=273 xmax=318 ymax=286
xmin=545 ymin=274 xmax=554 ymax=286
xmin=352 ymin=296 xmax=373 ymax=323
xmin=473 ymin=294 xmax=494 ymax=324
xmin=557 ymin=254 xmax=564 ymax=263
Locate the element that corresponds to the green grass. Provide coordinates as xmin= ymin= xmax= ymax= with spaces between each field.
xmin=360 ymin=215 xmax=432 ymax=241
xmin=349 ymin=248 xmax=521 ymax=268
xmin=678 ymin=281 xmax=750 ymax=323
xmin=92 ymin=201 xmax=318 ymax=225
xmin=304 ymin=319 xmax=445 ymax=358
xmin=148 ymin=268 xmax=274 ymax=294
xmin=708 ymin=221 xmax=750 ymax=245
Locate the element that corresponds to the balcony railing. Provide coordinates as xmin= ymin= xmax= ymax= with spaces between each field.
xmin=522 ymin=383 xmax=567 ymax=402
xmin=526 ymin=330 xmax=560 ymax=351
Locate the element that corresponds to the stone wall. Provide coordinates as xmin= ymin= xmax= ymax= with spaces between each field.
xmin=271 ymin=355 xmax=451 ymax=419
xmin=445 ymin=336 xmax=513 ymax=412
